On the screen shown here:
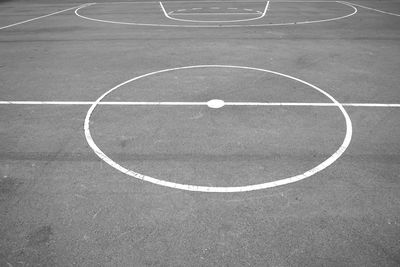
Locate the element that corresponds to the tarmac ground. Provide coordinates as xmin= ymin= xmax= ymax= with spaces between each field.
xmin=0 ymin=0 xmax=400 ymax=266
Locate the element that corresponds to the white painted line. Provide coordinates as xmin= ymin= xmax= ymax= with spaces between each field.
xmin=83 ymin=65 xmax=353 ymax=193
xmin=342 ymin=103 xmax=400 ymax=107
xmin=0 ymin=101 xmax=94 ymax=105
xmin=159 ymin=1 xmax=269 ymax=23
xmin=102 ymin=101 xmax=206 ymax=106
xmin=76 ymin=1 xmax=356 ymax=27
xmin=159 ymin=1 xmax=169 ymax=18
xmin=207 ymin=99 xmax=225 ymax=108
xmin=224 ymin=102 xmax=400 ymax=107
xmin=0 ymin=3 xmax=92 ymax=30
xmin=341 ymin=1 xmax=400 ymax=16
xmin=294 ymin=1 xmax=357 ymax=25
xmin=169 ymin=5 xmax=260 ymax=15
xmin=96 ymin=1 xmax=341 ymax=4
xmin=0 ymin=101 xmax=399 ymax=107
xmin=263 ymin=1 xmax=270 ymax=16
xmin=172 ymin=12 xmax=262 ymax=15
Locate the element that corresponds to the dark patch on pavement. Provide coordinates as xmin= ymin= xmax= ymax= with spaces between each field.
xmin=120 ymin=137 xmax=135 ymax=149
xmin=12 ymin=26 xmax=90 ymax=34
xmin=27 ymin=225 xmax=53 ymax=247
xmin=0 ymin=152 xmax=99 ymax=162
xmin=0 ymin=176 xmax=23 ymax=201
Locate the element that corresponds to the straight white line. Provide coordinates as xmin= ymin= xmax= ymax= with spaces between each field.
xmin=225 ymin=102 xmax=400 ymax=107
xmin=263 ymin=1 xmax=270 ymax=16
xmin=0 ymin=101 xmax=94 ymax=105
xmin=341 ymin=1 xmax=400 ymax=17
xmin=341 ymin=103 xmax=400 ymax=107
xmin=171 ymin=12 xmax=262 ymax=15
xmin=0 ymin=3 xmax=91 ymax=30
xmin=159 ymin=1 xmax=169 ymax=17
xmin=0 ymin=3 xmax=86 ymax=7
xmin=102 ymin=101 xmax=206 ymax=106
xmin=1 ymin=101 xmax=399 ymax=107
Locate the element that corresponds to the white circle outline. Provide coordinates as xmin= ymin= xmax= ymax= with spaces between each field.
xmin=84 ymin=65 xmax=353 ymax=193
xmin=75 ymin=2 xmax=357 ymax=28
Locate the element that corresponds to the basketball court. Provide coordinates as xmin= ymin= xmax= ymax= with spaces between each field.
xmin=1 ymin=0 xmax=399 ymax=265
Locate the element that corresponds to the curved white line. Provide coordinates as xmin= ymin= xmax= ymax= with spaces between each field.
xmin=341 ymin=1 xmax=400 ymax=17
xmin=84 ymin=65 xmax=353 ymax=193
xmin=75 ymin=1 xmax=357 ymax=27
xmin=159 ymin=1 xmax=269 ymax=23
xmin=295 ymin=1 xmax=357 ymax=25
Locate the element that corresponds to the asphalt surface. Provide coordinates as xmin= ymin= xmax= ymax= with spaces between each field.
xmin=1 ymin=0 xmax=400 ymax=266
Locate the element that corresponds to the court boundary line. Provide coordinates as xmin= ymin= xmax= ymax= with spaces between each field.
xmin=160 ymin=1 xmax=269 ymax=23
xmin=0 ymin=101 xmax=399 ymax=108
xmin=342 ymin=1 xmax=400 ymax=17
xmin=75 ymin=1 xmax=357 ymax=27
xmin=0 ymin=3 xmax=92 ymax=30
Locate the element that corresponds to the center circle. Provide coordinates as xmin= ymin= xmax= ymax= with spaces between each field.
xmin=84 ymin=65 xmax=352 ymax=193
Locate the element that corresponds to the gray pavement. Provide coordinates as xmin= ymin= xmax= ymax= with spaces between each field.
xmin=0 ymin=0 xmax=399 ymax=266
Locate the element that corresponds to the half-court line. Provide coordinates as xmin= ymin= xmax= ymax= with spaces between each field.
xmin=0 ymin=101 xmax=399 ymax=108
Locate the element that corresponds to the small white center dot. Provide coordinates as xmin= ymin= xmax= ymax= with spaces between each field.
xmin=207 ymin=99 xmax=225 ymax=109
